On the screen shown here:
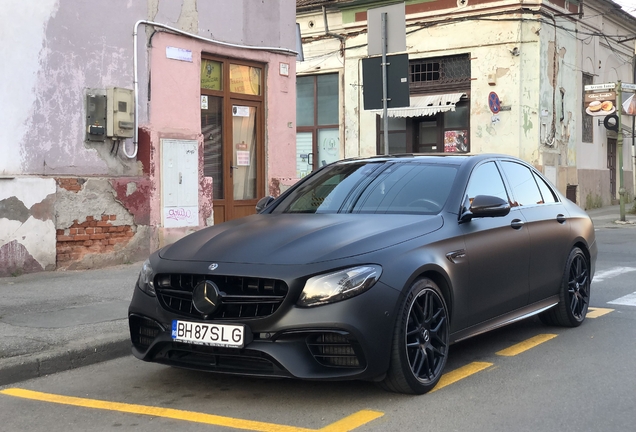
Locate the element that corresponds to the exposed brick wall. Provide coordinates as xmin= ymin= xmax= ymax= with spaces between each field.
xmin=56 ymin=177 xmax=86 ymax=193
xmin=56 ymin=215 xmax=135 ymax=265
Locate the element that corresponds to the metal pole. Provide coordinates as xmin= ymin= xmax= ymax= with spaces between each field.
xmin=381 ymin=12 xmax=389 ymax=155
xmin=618 ymin=81 xmax=626 ymax=221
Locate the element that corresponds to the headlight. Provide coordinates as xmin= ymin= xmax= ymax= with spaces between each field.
xmin=297 ymin=265 xmax=382 ymax=307
xmin=137 ymin=258 xmax=156 ymax=296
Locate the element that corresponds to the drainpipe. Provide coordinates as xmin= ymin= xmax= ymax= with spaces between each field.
xmin=322 ymin=6 xmax=346 ymax=43
xmin=131 ymin=20 xmax=298 ymax=159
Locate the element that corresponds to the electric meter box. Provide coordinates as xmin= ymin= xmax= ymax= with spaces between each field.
xmin=107 ymin=87 xmax=134 ymax=138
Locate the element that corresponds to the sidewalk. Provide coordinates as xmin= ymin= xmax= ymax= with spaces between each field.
xmin=0 ymin=262 xmax=141 ymax=386
xmin=0 ymin=204 xmax=635 ymax=387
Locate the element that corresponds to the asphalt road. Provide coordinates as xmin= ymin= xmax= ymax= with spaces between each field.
xmin=0 ymin=225 xmax=634 ymax=432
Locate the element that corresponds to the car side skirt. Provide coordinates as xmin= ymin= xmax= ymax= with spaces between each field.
xmin=450 ymin=296 xmax=559 ymax=343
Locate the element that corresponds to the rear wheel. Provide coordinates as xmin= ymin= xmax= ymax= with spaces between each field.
xmin=540 ymin=247 xmax=590 ymax=327
xmin=380 ymin=278 xmax=449 ymax=394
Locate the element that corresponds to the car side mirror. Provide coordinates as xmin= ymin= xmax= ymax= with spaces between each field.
xmin=460 ymin=195 xmax=510 ymax=223
xmin=255 ymin=195 xmax=275 ymax=213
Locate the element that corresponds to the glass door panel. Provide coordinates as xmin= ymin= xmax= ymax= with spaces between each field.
xmin=201 ymin=96 xmax=224 ymax=200
xmin=317 ymin=128 xmax=340 ymax=168
xmin=232 ymin=104 xmax=257 ymax=200
xmin=296 ymin=132 xmax=313 ymax=178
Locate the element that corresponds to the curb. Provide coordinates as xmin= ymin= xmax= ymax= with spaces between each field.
xmin=0 ymin=338 xmax=131 ymax=387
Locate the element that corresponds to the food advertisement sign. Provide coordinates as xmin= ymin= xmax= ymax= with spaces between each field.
xmin=584 ymin=92 xmax=615 ymax=116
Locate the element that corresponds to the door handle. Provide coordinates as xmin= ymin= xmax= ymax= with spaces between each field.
xmin=511 ymin=219 xmax=525 ymax=229
xmin=308 ymin=153 xmax=313 ymax=167
xmin=557 ymin=214 xmax=567 ymax=224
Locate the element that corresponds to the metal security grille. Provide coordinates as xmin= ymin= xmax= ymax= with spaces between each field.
xmin=410 ymin=54 xmax=471 ymax=93
xmin=155 ymin=274 xmax=288 ymax=320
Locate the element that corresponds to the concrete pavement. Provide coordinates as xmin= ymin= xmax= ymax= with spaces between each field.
xmin=0 ymin=204 xmax=634 ymax=387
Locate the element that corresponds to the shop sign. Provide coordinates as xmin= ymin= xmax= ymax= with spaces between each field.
xmin=584 ymin=92 xmax=616 ymax=116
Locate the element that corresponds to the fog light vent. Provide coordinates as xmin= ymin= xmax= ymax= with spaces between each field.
xmin=307 ymin=333 xmax=361 ymax=368
xmin=129 ymin=315 xmax=162 ymax=351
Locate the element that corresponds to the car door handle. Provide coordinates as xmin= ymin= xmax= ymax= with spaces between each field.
xmin=511 ymin=219 xmax=525 ymax=229
xmin=557 ymin=214 xmax=567 ymax=224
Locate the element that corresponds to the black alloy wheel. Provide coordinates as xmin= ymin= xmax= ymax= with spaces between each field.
xmin=540 ymin=247 xmax=590 ymax=327
xmin=381 ymin=278 xmax=449 ymax=394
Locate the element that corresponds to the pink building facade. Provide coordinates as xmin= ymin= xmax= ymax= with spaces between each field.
xmin=0 ymin=0 xmax=298 ymax=276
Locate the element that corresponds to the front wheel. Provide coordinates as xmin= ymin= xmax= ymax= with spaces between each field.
xmin=380 ymin=278 xmax=449 ymax=394
xmin=540 ymin=247 xmax=590 ymax=327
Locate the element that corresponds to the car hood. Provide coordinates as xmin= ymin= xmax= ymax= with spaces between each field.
xmin=159 ymin=213 xmax=444 ymax=265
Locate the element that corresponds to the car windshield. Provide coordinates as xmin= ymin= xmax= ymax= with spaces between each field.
xmin=272 ymin=161 xmax=457 ymax=214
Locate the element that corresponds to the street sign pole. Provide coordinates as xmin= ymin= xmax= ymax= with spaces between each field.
xmin=617 ymin=81 xmax=626 ymax=221
xmin=381 ymin=12 xmax=389 ymax=155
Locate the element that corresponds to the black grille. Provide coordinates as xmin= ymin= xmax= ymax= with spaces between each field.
xmin=155 ymin=273 xmax=288 ymax=320
xmin=129 ymin=315 xmax=163 ymax=351
xmin=163 ymin=343 xmax=284 ymax=375
xmin=306 ymin=333 xmax=362 ymax=368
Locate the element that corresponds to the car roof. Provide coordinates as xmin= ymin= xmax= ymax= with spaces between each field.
xmin=335 ymin=153 xmax=515 ymax=167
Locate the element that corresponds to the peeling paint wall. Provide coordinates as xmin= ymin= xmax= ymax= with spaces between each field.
xmin=0 ymin=178 xmax=56 ymax=276
xmin=298 ymin=0 xmax=636 ymax=208
xmin=1 ymin=0 xmax=297 ymax=275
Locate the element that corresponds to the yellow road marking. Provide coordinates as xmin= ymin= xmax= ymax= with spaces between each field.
xmin=0 ymin=388 xmax=383 ymax=432
xmin=318 ymin=410 xmax=384 ymax=432
xmin=587 ymin=307 xmax=614 ymax=318
xmin=430 ymin=361 xmax=493 ymax=393
xmin=496 ymin=334 xmax=557 ymax=357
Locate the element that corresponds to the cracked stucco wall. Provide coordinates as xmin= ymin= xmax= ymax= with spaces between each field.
xmin=0 ymin=178 xmax=57 ymax=276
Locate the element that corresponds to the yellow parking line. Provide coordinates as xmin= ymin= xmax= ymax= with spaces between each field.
xmin=496 ymin=334 xmax=557 ymax=357
xmin=0 ymin=388 xmax=383 ymax=432
xmin=430 ymin=361 xmax=493 ymax=393
xmin=318 ymin=410 xmax=384 ymax=432
xmin=587 ymin=307 xmax=614 ymax=318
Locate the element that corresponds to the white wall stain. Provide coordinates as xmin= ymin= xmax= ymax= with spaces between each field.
xmin=0 ymin=0 xmax=58 ymax=175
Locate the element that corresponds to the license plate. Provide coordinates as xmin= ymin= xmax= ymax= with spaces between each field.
xmin=171 ymin=320 xmax=244 ymax=348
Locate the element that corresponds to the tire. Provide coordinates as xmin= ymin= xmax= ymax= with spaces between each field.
xmin=379 ymin=278 xmax=450 ymax=394
xmin=539 ymin=247 xmax=590 ymax=327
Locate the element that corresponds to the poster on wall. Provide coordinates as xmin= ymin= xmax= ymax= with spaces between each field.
xmin=444 ymin=130 xmax=469 ymax=153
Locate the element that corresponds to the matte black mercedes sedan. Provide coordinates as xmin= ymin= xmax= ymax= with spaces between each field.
xmin=129 ymin=154 xmax=596 ymax=394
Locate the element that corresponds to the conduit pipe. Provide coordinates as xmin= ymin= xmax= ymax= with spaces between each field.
xmin=131 ymin=20 xmax=298 ymax=159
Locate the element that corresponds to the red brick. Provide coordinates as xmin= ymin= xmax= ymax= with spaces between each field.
xmin=70 ymin=252 xmax=82 ymax=260
xmin=122 ymin=225 xmax=131 ymax=231
xmin=56 ymin=229 xmax=65 ymax=235
xmin=85 ymin=228 xmax=95 ymax=234
xmin=57 ymin=235 xmax=74 ymax=242
xmin=101 ymin=215 xmax=110 ymax=221
xmin=83 ymin=240 xmax=93 ymax=247
xmin=94 ymin=227 xmax=103 ymax=234
xmin=74 ymin=234 xmax=90 ymax=241
xmin=109 ymin=215 xmax=117 ymax=221
xmin=57 ymin=253 xmax=71 ymax=261
xmin=97 ymin=221 xmax=111 ymax=227
xmin=125 ymin=231 xmax=135 ymax=237
xmin=90 ymin=234 xmax=106 ymax=240
xmin=90 ymin=221 xmax=97 ymax=227
xmin=86 ymin=216 xmax=94 ymax=221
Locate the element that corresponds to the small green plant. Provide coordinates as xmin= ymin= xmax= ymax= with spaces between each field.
xmin=11 ymin=269 xmax=23 ymax=277
xmin=585 ymin=193 xmax=603 ymax=210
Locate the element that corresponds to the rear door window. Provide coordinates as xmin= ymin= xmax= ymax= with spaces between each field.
xmin=500 ymin=161 xmax=543 ymax=206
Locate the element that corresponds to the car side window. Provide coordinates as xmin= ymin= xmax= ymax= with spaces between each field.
xmin=533 ymin=172 xmax=557 ymax=204
xmin=500 ymin=161 xmax=543 ymax=206
xmin=465 ymin=162 xmax=509 ymax=203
